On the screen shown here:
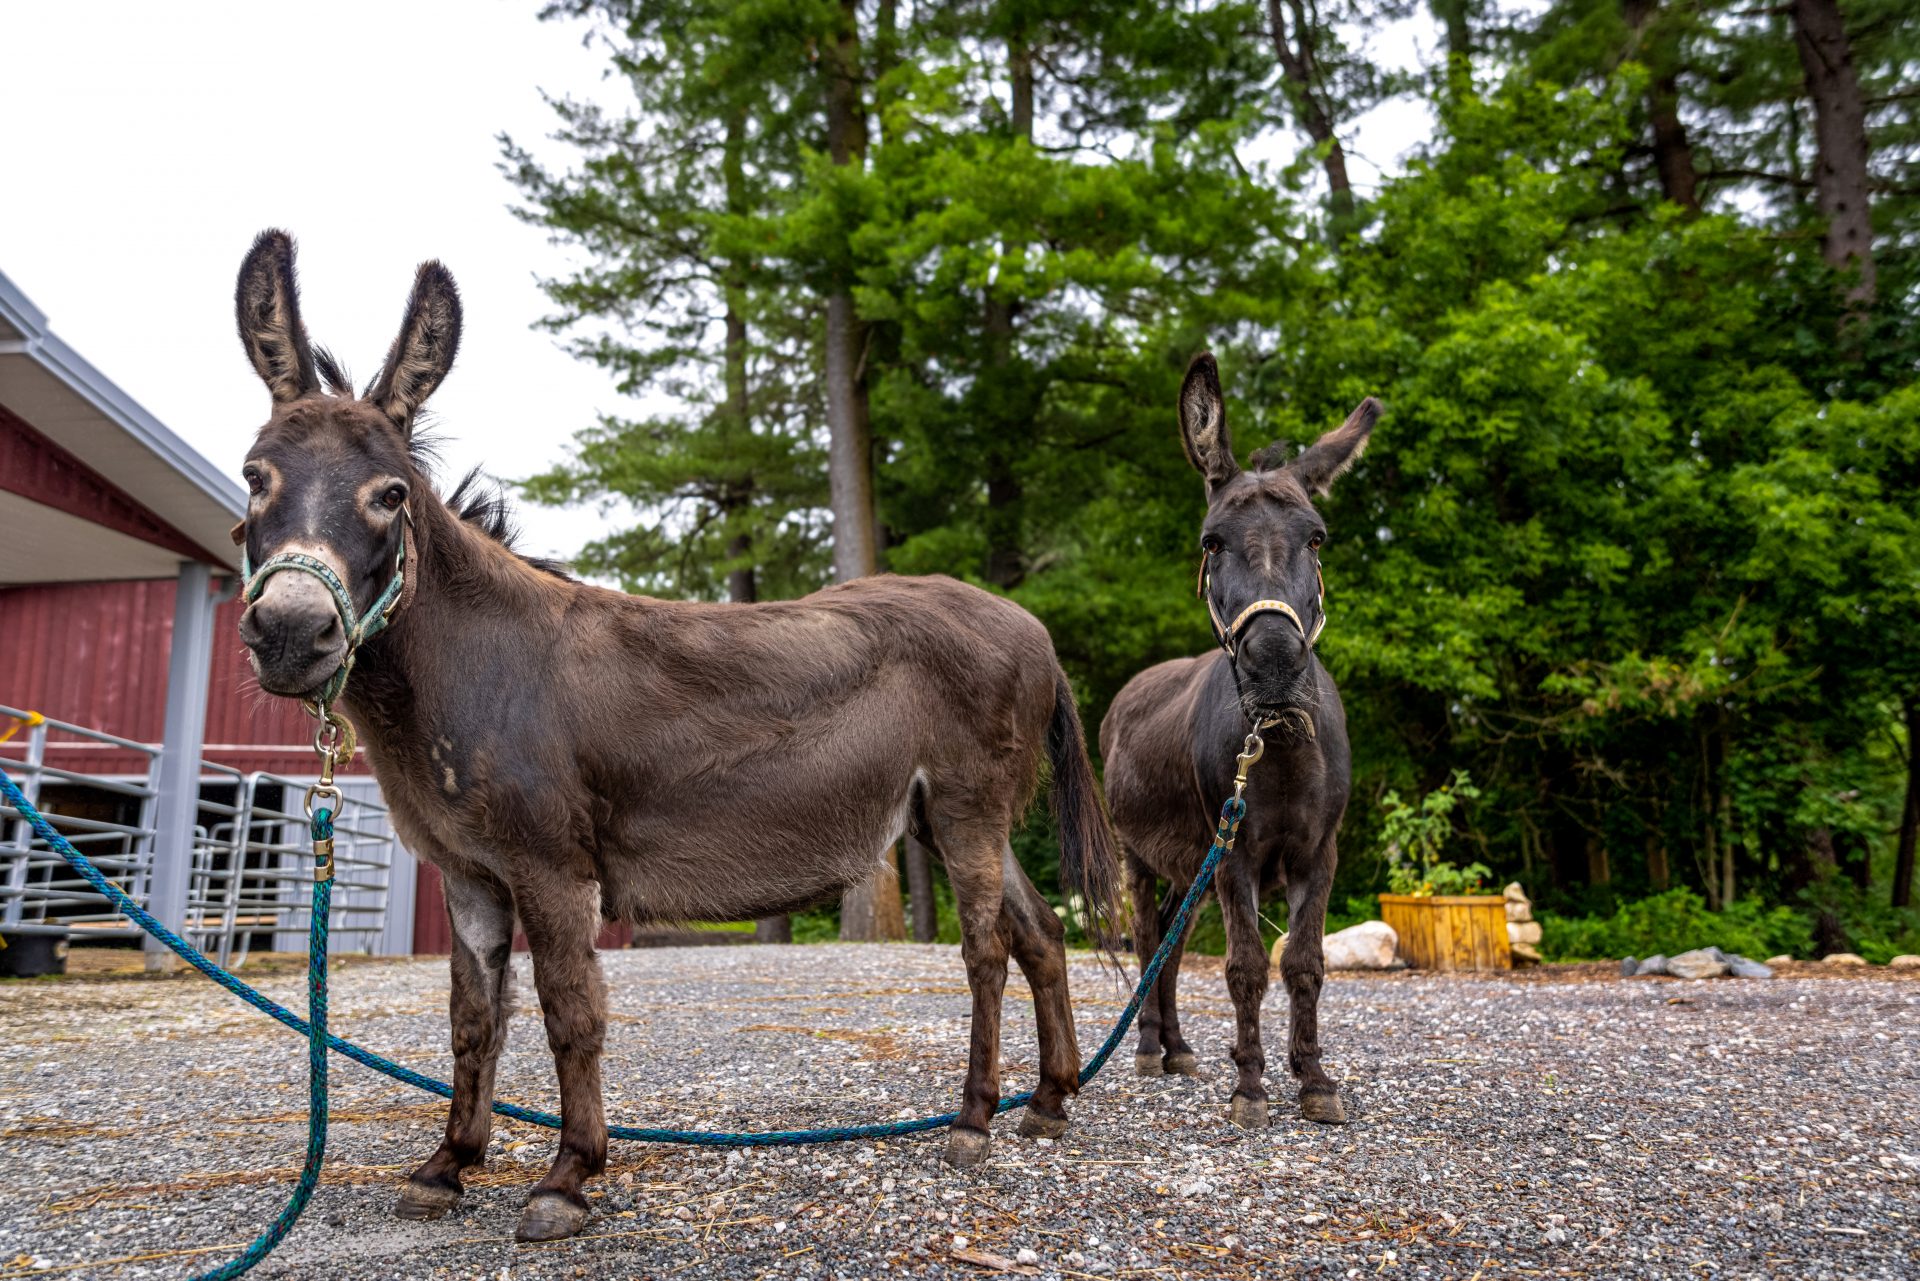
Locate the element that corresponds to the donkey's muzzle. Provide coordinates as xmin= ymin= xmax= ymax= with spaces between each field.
xmin=239 ymin=574 xmax=348 ymax=696
xmin=1236 ymin=611 xmax=1311 ymax=678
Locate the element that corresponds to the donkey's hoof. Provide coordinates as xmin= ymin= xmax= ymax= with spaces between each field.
xmin=1227 ymin=1094 xmax=1270 ymax=1130
xmin=1300 ymin=1089 xmax=1347 ymax=1126
xmin=1163 ymin=1051 xmax=1202 ymax=1078
xmin=1135 ymin=1053 xmax=1165 ymax=1077
xmin=395 ymin=1177 xmax=462 ymax=1221
xmin=515 ymin=1190 xmax=591 ymax=1242
xmin=944 ymin=1126 xmax=991 ymax=1168
xmin=1017 ymin=1106 xmax=1070 ymax=1140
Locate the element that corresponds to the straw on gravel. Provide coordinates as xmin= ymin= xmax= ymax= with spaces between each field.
xmin=1 ymin=945 xmax=1915 ymax=1279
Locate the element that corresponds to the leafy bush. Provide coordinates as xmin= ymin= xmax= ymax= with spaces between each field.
xmin=1537 ymin=889 xmax=1813 ymax=962
xmin=1381 ymin=771 xmax=1491 ymax=896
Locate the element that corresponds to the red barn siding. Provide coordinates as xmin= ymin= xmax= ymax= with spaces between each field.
xmin=0 ymin=580 xmax=369 ymax=777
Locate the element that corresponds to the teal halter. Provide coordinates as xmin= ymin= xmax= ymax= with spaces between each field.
xmin=240 ymin=513 xmax=410 ymax=707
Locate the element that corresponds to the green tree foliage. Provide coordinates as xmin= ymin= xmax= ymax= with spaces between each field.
xmin=509 ymin=0 xmax=1920 ymax=939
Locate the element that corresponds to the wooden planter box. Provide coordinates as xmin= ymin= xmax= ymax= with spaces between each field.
xmin=1378 ymin=894 xmax=1512 ymax=971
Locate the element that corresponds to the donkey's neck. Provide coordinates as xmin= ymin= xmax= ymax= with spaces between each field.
xmin=336 ymin=494 xmax=586 ymax=748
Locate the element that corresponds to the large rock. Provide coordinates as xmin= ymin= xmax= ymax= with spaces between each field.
xmin=1269 ymin=920 xmax=1400 ymax=971
xmin=1822 ymin=952 xmax=1867 ymax=966
xmin=1889 ymin=955 xmax=1920 ymax=969
xmin=1634 ymin=954 xmax=1670 ymax=977
xmin=1508 ymin=920 xmax=1542 ymax=946
xmin=1765 ymin=955 xmax=1794 ymax=966
xmin=1726 ymin=955 xmax=1774 ymax=979
xmin=1667 ymin=948 xmax=1730 ymax=980
xmin=1504 ymin=883 xmax=1534 ymax=923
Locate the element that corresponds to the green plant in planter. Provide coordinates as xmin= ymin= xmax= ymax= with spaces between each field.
xmin=1381 ymin=771 xmax=1491 ymax=896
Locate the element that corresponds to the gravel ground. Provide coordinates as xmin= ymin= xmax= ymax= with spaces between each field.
xmin=1 ymin=945 xmax=1915 ymax=1280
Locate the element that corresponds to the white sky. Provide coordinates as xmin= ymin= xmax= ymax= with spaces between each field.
xmin=1 ymin=1 xmax=1437 ymax=563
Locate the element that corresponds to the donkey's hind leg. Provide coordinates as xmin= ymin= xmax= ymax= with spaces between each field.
xmin=399 ymin=867 xmax=514 ymax=1221
xmin=1000 ymin=845 xmax=1080 ymax=1140
xmin=938 ymin=826 xmax=1011 ymax=1168
xmin=1130 ymin=851 xmax=1199 ymax=1077
xmin=513 ymin=863 xmax=610 ymax=1242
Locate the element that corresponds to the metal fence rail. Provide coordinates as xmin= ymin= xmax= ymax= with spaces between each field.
xmin=2 ymin=704 xmax=400 ymax=959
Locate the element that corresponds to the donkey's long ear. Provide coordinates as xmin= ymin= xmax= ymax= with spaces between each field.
xmin=1289 ymin=397 xmax=1381 ymax=498
xmin=1178 ymin=352 xmax=1238 ymax=494
xmin=235 ymin=230 xmax=319 ymax=403
xmin=367 ymin=261 xmax=462 ymax=433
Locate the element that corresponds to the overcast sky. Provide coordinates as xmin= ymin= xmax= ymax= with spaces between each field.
xmin=1 ymin=1 xmax=1437 ymax=563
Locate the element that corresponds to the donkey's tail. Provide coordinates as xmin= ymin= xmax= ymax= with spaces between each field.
xmin=1048 ymin=666 xmax=1126 ymax=957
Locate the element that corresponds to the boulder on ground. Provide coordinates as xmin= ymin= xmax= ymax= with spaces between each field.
xmin=1822 ymin=952 xmax=1867 ymax=966
xmin=1667 ymin=948 xmax=1730 ymax=980
xmin=1269 ymin=920 xmax=1400 ymax=971
xmin=1726 ymin=956 xmax=1774 ymax=979
xmin=1889 ymin=955 xmax=1920 ymax=969
xmin=1765 ymin=955 xmax=1793 ymax=966
xmin=1635 ymin=954 xmax=1670 ymax=977
xmin=1620 ymin=956 xmax=1639 ymax=977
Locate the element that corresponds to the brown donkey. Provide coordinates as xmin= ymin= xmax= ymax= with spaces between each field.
xmin=228 ymin=231 xmax=1123 ymax=1242
xmin=1101 ymin=354 xmax=1377 ymax=1131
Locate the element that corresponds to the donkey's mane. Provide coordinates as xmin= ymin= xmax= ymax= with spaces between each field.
xmin=443 ymin=467 xmax=574 ymax=581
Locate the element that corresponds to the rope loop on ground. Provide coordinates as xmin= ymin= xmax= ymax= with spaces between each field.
xmin=0 ymin=762 xmax=1249 ymax=1271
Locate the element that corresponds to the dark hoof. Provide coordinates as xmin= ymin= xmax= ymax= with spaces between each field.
xmin=1017 ymin=1106 xmax=1069 ymax=1139
xmin=1163 ymin=1051 xmax=1202 ymax=1078
xmin=945 ymin=1126 xmax=991 ymax=1168
xmin=1227 ymin=1094 xmax=1270 ymax=1130
xmin=1135 ymin=1052 xmax=1165 ymax=1077
xmin=1301 ymin=1089 xmax=1347 ymax=1126
xmin=395 ymin=1177 xmax=462 ymax=1221
xmin=515 ymin=1189 xmax=591 ymax=1242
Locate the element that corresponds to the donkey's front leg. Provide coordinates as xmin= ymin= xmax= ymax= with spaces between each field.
xmin=514 ymin=866 xmax=608 ymax=1242
xmin=1215 ymin=865 xmax=1272 ymax=1129
xmin=1281 ymin=842 xmax=1345 ymax=1125
xmin=399 ymin=868 xmax=514 ymax=1220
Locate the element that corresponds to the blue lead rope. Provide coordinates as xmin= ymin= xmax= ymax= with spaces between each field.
xmin=0 ymin=764 xmax=1246 ymax=1269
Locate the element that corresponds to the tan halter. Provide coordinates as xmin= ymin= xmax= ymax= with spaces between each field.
xmin=1196 ymin=550 xmax=1325 ymax=658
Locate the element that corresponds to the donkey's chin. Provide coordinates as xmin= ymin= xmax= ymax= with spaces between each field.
xmin=249 ymin=651 xmax=347 ymax=699
xmin=1240 ymin=674 xmax=1318 ymax=726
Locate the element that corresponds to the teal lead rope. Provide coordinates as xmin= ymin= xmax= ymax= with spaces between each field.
xmin=194 ymin=807 xmax=332 ymax=1281
xmin=0 ymin=751 xmax=1254 ymax=1266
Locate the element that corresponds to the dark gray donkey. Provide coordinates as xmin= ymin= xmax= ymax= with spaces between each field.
xmin=1100 ymin=353 xmax=1378 ymax=1130
xmin=228 ymin=231 xmax=1123 ymax=1242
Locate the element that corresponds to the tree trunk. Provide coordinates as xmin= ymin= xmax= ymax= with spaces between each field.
xmin=905 ymin=834 xmax=938 ymax=942
xmin=1895 ymin=699 xmax=1918 ymax=909
xmin=1586 ymin=835 xmax=1612 ymax=886
xmin=1267 ymin=0 xmax=1355 ymax=226
xmin=1712 ymin=730 xmax=1735 ymax=907
xmin=823 ymin=0 xmax=902 ymax=942
xmin=981 ymin=28 xmax=1032 ymax=592
xmin=1430 ymin=0 xmax=1473 ymax=65
xmin=1791 ymin=0 xmax=1877 ymax=307
xmin=1622 ymin=0 xmax=1700 ymax=214
xmin=1645 ymin=832 xmax=1670 ymax=892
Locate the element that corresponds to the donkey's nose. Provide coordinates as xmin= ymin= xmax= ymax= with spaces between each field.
xmin=1238 ymin=611 xmax=1309 ymax=674
xmin=238 ymin=576 xmax=348 ymax=694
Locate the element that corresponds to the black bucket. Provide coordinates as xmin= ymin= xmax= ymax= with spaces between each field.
xmin=0 ymin=931 xmax=69 ymax=978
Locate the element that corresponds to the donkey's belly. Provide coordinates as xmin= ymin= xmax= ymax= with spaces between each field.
xmin=593 ymin=759 xmax=918 ymax=925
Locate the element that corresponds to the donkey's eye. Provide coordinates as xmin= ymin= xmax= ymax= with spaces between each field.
xmin=243 ymin=468 xmax=265 ymax=496
xmin=1201 ymin=533 xmax=1225 ymax=555
xmin=1308 ymin=532 xmax=1324 ymax=551
xmin=380 ymin=484 xmax=408 ymax=511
